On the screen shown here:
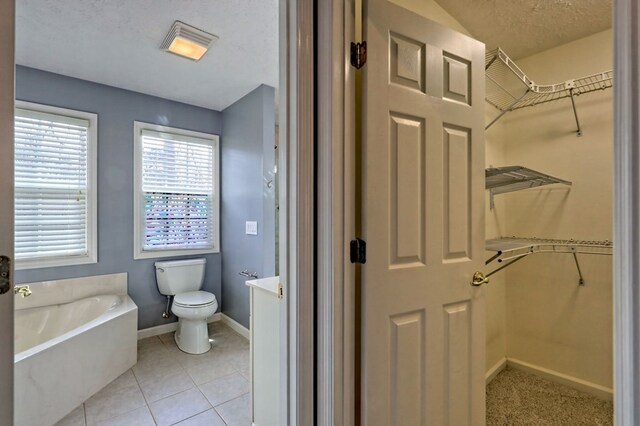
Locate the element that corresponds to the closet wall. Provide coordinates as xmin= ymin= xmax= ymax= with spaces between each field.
xmin=485 ymin=107 xmax=507 ymax=377
xmin=490 ymin=30 xmax=613 ymax=394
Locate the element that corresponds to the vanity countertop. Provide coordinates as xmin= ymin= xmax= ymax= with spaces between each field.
xmin=245 ymin=276 xmax=280 ymax=296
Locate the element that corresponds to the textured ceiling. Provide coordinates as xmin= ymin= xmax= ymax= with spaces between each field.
xmin=435 ymin=0 xmax=612 ymax=59
xmin=16 ymin=0 xmax=278 ymax=111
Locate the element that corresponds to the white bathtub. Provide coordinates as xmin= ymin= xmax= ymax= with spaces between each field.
xmin=14 ymin=273 xmax=138 ymax=426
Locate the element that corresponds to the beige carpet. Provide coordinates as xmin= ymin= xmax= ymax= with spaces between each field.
xmin=486 ymin=367 xmax=613 ymax=426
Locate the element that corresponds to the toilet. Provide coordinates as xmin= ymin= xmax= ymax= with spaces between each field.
xmin=154 ymin=258 xmax=218 ymax=354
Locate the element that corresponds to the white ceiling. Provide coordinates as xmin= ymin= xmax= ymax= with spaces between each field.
xmin=16 ymin=0 xmax=279 ymax=111
xmin=435 ymin=0 xmax=612 ymax=59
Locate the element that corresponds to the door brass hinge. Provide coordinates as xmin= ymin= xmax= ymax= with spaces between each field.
xmin=350 ymin=238 xmax=367 ymax=264
xmin=350 ymin=41 xmax=367 ymax=69
xmin=0 ymin=255 xmax=10 ymax=295
xmin=278 ymin=283 xmax=284 ymax=300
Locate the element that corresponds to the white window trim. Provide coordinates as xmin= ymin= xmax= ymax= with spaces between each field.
xmin=14 ymin=101 xmax=98 ymax=270
xmin=133 ymin=121 xmax=220 ymax=260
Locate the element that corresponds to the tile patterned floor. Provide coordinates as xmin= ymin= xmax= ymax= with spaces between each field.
xmin=55 ymin=322 xmax=251 ymax=426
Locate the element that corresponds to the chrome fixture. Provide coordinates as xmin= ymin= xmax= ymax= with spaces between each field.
xmin=162 ymin=295 xmax=172 ymax=318
xmin=14 ymin=284 xmax=32 ymax=298
xmin=239 ymin=270 xmax=259 ymax=279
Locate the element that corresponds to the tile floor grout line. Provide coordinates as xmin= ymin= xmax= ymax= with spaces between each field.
xmin=195 ymin=370 xmax=243 ymax=388
xmin=167 ymin=405 xmax=212 ymax=426
xmin=212 ymin=405 xmax=231 ymax=426
xmin=84 ymin=374 xmax=152 ymax=426
xmin=212 ymin=391 xmax=251 ymax=409
xmin=130 ymin=367 xmax=158 ymax=426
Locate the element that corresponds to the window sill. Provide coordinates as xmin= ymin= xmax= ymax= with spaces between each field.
xmin=134 ymin=247 xmax=220 ymax=260
xmin=15 ymin=254 xmax=98 ymax=270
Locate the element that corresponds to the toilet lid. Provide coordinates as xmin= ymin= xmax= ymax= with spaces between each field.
xmin=174 ymin=291 xmax=216 ymax=307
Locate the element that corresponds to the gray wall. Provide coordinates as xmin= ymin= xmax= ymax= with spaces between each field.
xmin=221 ymin=85 xmax=276 ymax=328
xmin=15 ymin=66 xmax=223 ymax=330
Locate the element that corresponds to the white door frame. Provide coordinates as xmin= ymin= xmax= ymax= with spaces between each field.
xmin=0 ymin=0 xmax=15 ymax=424
xmin=317 ymin=0 xmax=357 ymax=424
xmin=315 ymin=1 xmax=640 ymax=425
xmin=281 ymin=0 xmax=315 ymax=423
xmin=613 ymin=0 xmax=640 ymax=423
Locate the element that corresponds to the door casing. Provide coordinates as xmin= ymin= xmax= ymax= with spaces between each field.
xmin=0 ymin=1 xmax=14 ymax=424
xmin=613 ymin=0 xmax=640 ymax=422
xmin=279 ymin=0 xmax=315 ymax=423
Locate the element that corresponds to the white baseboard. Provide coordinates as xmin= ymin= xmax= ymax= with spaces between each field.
xmin=221 ymin=313 xmax=250 ymax=340
xmin=507 ymin=358 xmax=613 ymax=401
xmin=137 ymin=312 xmax=222 ymax=340
xmin=137 ymin=312 xmax=249 ymax=341
xmin=485 ymin=357 xmax=507 ymax=385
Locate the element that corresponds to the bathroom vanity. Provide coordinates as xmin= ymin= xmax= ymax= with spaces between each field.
xmin=246 ymin=276 xmax=282 ymax=426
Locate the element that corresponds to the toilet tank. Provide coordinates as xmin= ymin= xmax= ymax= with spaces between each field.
xmin=155 ymin=258 xmax=206 ymax=296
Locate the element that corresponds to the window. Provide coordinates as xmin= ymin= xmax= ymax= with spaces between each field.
xmin=133 ymin=122 xmax=219 ymax=259
xmin=14 ymin=102 xmax=98 ymax=269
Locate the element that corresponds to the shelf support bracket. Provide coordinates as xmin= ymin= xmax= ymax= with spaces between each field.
xmin=485 ymin=252 xmax=502 ymax=265
xmin=571 ymin=248 xmax=585 ymax=286
xmin=485 ymin=53 xmax=498 ymax=71
xmin=569 ymin=87 xmax=582 ymax=137
xmin=485 ymin=90 xmax=529 ymax=131
xmin=486 ymin=255 xmax=527 ymax=278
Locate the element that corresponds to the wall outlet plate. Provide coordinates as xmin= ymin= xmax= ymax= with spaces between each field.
xmin=246 ymin=221 xmax=258 ymax=235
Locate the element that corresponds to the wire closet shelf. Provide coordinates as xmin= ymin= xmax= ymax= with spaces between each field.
xmin=485 ymin=166 xmax=572 ymax=210
xmin=485 ymin=236 xmax=613 ymax=285
xmin=485 ymin=47 xmax=612 ymax=135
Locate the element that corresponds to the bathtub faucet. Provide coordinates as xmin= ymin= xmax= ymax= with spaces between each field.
xmin=14 ymin=285 xmax=32 ymax=298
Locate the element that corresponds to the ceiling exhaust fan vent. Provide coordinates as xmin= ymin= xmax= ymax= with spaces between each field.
xmin=161 ymin=21 xmax=218 ymax=61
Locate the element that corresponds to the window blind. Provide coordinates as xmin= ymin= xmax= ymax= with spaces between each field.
xmin=14 ymin=108 xmax=90 ymax=260
xmin=141 ymin=130 xmax=214 ymax=251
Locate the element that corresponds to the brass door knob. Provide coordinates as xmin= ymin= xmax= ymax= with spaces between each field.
xmin=471 ymin=271 xmax=489 ymax=286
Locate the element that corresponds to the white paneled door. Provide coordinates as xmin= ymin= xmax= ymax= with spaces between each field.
xmin=361 ymin=1 xmax=486 ymax=425
xmin=0 ymin=0 xmax=14 ymax=424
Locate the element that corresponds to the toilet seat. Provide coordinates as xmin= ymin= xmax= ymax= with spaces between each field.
xmin=173 ymin=291 xmax=216 ymax=307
